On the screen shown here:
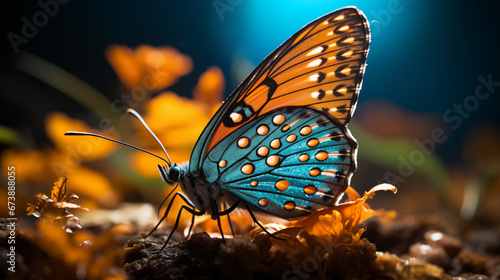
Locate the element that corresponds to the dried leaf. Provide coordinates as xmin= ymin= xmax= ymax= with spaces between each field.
xmin=50 ymin=175 xmax=67 ymax=202
xmin=26 ymin=176 xmax=88 ymax=227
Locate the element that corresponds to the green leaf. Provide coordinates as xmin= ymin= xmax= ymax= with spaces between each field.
xmin=0 ymin=125 xmax=18 ymax=145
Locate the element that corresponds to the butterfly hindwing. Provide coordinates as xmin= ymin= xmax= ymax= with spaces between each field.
xmin=190 ymin=7 xmax=369 ymax=172
xmin=201 ymin=107 xmax=356 ymax=219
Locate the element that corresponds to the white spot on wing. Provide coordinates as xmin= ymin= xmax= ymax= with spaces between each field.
xmin=308 ymin=73 xmax=319 ymax=82
xmin=339 ymin=25 xmax=349 ymax=32
xmin=307 ymin=46 xmax=324 ymax=56
xmin=307 ymin=59 xmax=323 ymax=68
xmin=230 ymin=112 xmax=242 ymax=122
xmin=333 ymin=15 xmax=345 ymax=21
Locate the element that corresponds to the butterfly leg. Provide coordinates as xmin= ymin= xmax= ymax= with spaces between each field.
xmin=143 ymin=191 xmax=197 ymax=238
xmin=210 ymin=202 xmax=226 ymax=242
xmin=221 ymin=201 xmax=236 ymax=237
xmin=156 ymin=186 xmax=176 ymax=217
xmin=220 ymin=199 xmax=285 ymax=241
xmin=215 ymin=206 xmax=226 ymax=243
xmin=158 ymin=205 xmax=203 ymax=251
xmin=185 ymin=214 xmax=196 ymax=239
xmin=226 ymin=212 xmax=235 ymax=237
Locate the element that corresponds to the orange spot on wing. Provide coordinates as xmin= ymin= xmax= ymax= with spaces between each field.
xmin=258 ymin=198 xmax=268 ymax=207
xmin=257 ymin=146 xmax=269 ymax=157
xmin=241 ymin=163 xmax=254 ymax=175
xmin=237 ymin=137 xmax=250 ymax=148
xmin=315 ymin=151 xmax=329 ymax=161
xmin=275 ymin=179 xmax=290 ymax=191
xmin=284 ymin=201 xmax=296 ymax=211
xmin=304 ymin=185 xmax=317 ymax=195
xmin=266 ymin=155 xmax=280 ymax=167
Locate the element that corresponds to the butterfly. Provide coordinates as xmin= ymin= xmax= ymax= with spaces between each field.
xmin=66 ymin=6 xmax=370 ymax=248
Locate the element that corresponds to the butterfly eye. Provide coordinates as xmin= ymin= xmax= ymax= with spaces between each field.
xmin=169 ymin=165 xmax=182 ymax=182
xmin=158 ymin=164 xmax=182 ymax=185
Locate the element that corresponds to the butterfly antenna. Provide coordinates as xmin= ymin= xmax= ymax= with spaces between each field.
xmin=127 ymin=108 xmax=172 ymax=167
xmin=64 ymin=131 xmax=170 ymax=165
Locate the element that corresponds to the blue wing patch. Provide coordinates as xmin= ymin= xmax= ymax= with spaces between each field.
xmin=201 ymin=107 xmax=357 ymax=219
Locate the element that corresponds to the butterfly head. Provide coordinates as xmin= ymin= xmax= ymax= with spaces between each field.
xmin=158 ymin=163 xmax=183 ymax=186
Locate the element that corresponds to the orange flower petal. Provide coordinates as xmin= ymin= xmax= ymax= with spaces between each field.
xmin=311 ymin=210 xmax=344 ymax=240
xmin=106 ymin=44 xmax=193 ymax=91
xmin=46 ymin=112 xmax=117 ymax=161
xmin=0 ymin=149 xmax=54 ymax=183
xmin=343 ymin=186 xmax=361 ymax=201
xmin=128 ymin=91 xmax=217 ymax=177
xmin=105 ymin=45 xmax=143 ymax=89
xmin=144 ymin=92 xmax=207 ymax=127
xmin=293 ymin=184 xmax=397 ymax=238
xmin=65 ymin=167 xmax=119 ymax=208
xmin=193 ymin=66 xmax=225 ymax=109
xmin=141 ymin=92 xmax=210 ymax=149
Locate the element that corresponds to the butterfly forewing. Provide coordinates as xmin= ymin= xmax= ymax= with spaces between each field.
xmin=255 ymin=9 xmax=369 ymax=123
xmin=189 ymin=8 xmax=369 ymax=164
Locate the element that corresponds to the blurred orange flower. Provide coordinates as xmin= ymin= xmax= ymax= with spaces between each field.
xmin=189 ymin=207 xmax=253 ymax=238
xmin=46 ymin=112 xmax=117 ymax=161
xmin=0 ymin=113 xmax=120 ymax=209
xmin=0 ymin=148 xmax=56 ymax=184
xmin=193 ymin=66 xmax=225 ymax=111
xmin=106 ymin=44 xmax=193 ymax=92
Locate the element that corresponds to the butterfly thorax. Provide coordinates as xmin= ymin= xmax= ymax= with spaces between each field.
xmin=158 ymin=162 xmax=220 ymax=218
